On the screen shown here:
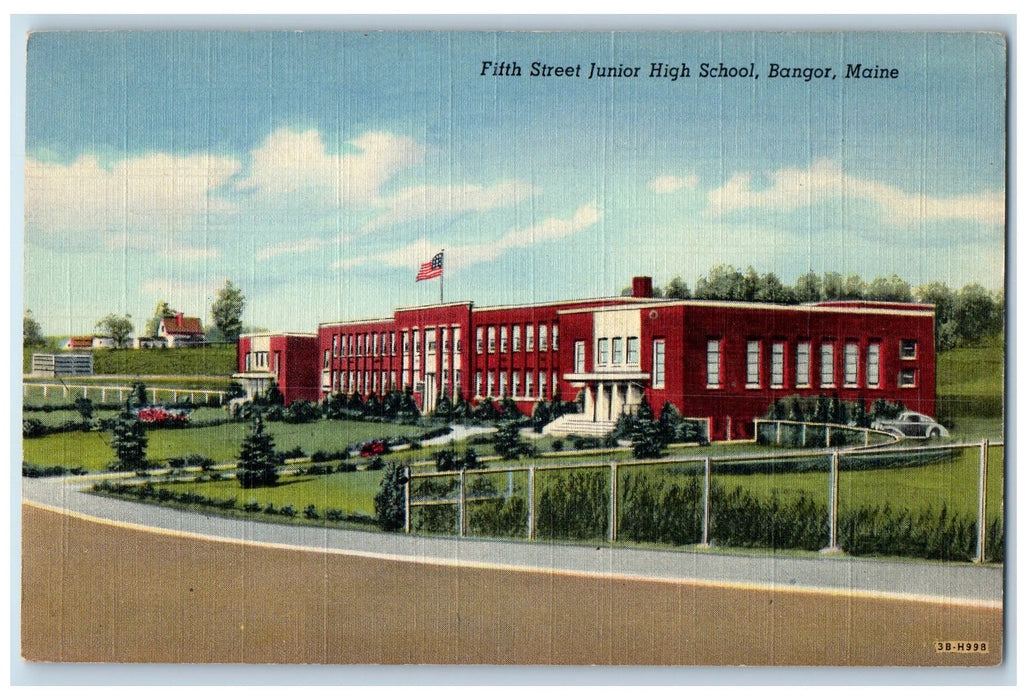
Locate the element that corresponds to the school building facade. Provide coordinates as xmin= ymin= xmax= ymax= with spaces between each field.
xmin=235 ymin=277 xmax=936 ymax=441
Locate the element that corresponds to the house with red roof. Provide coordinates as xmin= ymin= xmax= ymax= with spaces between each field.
xmin=158 ymin=312 xmax=206 ymax=347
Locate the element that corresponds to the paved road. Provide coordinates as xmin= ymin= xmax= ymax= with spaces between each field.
xmin=21 ymin=475 xmax=1003 ymax=606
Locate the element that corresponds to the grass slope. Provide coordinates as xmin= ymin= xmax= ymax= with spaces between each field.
xmin=23 ymin=345 xmax=237 ymax=376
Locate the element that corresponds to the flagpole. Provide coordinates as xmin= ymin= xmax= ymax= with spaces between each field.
xmin=439 ymin=248 xmax=445 ymax=304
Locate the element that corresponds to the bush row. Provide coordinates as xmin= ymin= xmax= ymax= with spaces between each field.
xmin=22 ymin=462 xmax=88 ymax=477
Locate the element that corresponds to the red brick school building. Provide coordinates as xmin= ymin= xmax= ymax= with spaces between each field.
xmin=235 ymin=277 xmax=935 ymax=441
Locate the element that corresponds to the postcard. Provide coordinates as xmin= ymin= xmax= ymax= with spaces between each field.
xmin=19 ymin=28 xmax=1006 ymax=668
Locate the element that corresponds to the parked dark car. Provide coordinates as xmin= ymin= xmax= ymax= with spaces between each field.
xmin=359 ymin=438 xmax=389 ymax=457
xmin=872 ymin=411 xmax=949 ymax=439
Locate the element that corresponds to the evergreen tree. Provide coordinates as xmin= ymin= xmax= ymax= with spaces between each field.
xmin=531 ymin=399 xmax=552 ymax=433
xmin=433 ymin=390 xmax=454 ymax=421
xmin=374 ymin=462 xmax=407 ymax=531
xmin=262 ymin=380 xmax=285 ymax=406
xmin=110 ymin=403 xmax=148 ymax=471
xmin=362 ymin=391 xmax=382 ymax=418
xmin=236 ymin=414 xmax=281 ymax=488
xmin=131 ymin=382 xmax=148 ymax=407
xmin=493 ymin=421 xmax=528 ymax=460
xmin=631 ymin=396 xmax=664 ymax=459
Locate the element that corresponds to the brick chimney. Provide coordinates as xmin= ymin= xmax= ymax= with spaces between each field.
xmin=175 ymin=312 xmax=184 ymax=326
xmin=631 ymin=276 xmax=654 ymax=298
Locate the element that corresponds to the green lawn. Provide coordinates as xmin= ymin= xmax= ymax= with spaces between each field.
xmin=23 ymin=419 xmax=425 ymax=471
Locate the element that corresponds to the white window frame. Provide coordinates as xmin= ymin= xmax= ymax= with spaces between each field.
xmin=771 ymin=342 xmax=785 ymax=388
xmin=526 ymin=324 xmax=535 ymax=352
xmin=652 ymin=339 xmax=666 ymax=389
xmin=898 ymin=368 xmax=916 ymax=388
xmin=539 ymin=325 xmax=548 ymax=351
xmin=796 ymin=342 xmax=811 ymax=388
xmin=611 ymin=337 xmax=624 ymax=365
xmin=867 ymin=342 xmax=881 ymax=388
xmin=513 ymin=325 xmax=521 ymax=352
xmin=488 ymin=327 xmax=496 ymax=353
xmin=500 ymin=326 xmax=508 ymax=353
xmin=597 ymin=337 xmax=609 ymax=366
xmin=900 ymin=339 xmax=918 ymax=360
xmin=844 ymin=342 xmax=859 ymax=387
xmin=706 ymin=339 xmax=721 ymax=388
xmin=574 ymin=340 xmax=586 ymax=373
xmin=820 ymin=343 xmax=835 ymax=387
xmin=746 ymin=340 xmax=761 ymax=388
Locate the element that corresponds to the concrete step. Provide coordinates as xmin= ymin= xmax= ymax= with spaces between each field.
xmin=542 ymin=414 xmax=617 ymax=437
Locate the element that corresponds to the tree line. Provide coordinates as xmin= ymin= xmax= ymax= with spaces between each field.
xmin=624 ymin=265 xmax=1004 ymax=350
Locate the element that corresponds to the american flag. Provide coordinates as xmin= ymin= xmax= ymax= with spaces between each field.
xmin=415 ymin=251 xmax=444 ymax=281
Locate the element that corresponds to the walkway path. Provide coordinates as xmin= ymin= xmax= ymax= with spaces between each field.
xmin=21 ymin=475 xmax=1002 ymax=607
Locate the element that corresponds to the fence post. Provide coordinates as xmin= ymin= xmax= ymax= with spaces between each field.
xmin=975 ymin=440 xmax=990 ymax=563
xmin=609 ymin=461 xmax=618 ymax=542
xmin=151 ymin=388 xmax=158 ymax=403
xmin=802 ymin=423 xmax=807 ymax=447
xmin=821 ymin=451 xmax=841 ymax=553
xmin=826 ymin=425 xmax=832 ymax=447
xmin=458 ymin=469 xmax=466 ymax=537
xmin=528 ymin=466 xmax=536 ymax=540
xmin=700 ymin=456 xmax=712 ymax=547
xmin=864 ymin=428 xmax=870 ymax=447
xmin=403 ymin=466 xmax=411 ymax=534
xmin=776 ymin=421 xmax=782 ymax=445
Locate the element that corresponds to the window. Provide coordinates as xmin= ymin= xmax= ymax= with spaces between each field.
xmin=499 ymin=372 xmax=507 ymax=397
xmin=844 ymin=342 xmax=859 ymax=386
xmin=487 ymin=371 xmax=495 ymax=397
xmin=626 ymin=337 xmax=639 ymax=366
xmin=597 ymin=337 xmax=609 ymax=365
xmin=513 ymin=371 xmax=520 ymax=397
xmin=526 ymin=324 xmax=535 ymax=351
xmin=475 ymin=371 xmax=482 ymax=396
xmin=574 ymin=340 xmax=586 ymax=373
xmin=413 ymin=331 xmax=420 ymax=355
xmin=390 ymin=371 xmax=396 ymax=390
xmin=332 ymin=335 xmax=338 ymax=357
xmin=454 ymin=327 xmax=462 ymax=353
xmin=820 ymin=344 xmax=835 ymax=387
xmin=539 ymin=325 xmax=548 ymax=351
xmin=348 ymin=371 xmax=354 ymax=392
xmin=513 ymin=325 xmax=521 ymax=352
xmin=706 ymin=340 xmax=721 ymax=387
xmin=525 ymin=372 xmax=534 ymax=397
xmin=867 ymin=343 xmax=881 ymax=387
xmin=402 ymin=331 xmax=409 ymax=354
xmin=539 ymin=372 xmax=547 ymax=397
xmin=500 ymin=326 xmax=508 ymax=352
xmin=440 ymin=327 xmax=448 ymax=353
xmin=612 ymin=337 xmax=624 ymax=365
xmin=488 ymin=327 xmax=496 ymax=353
xmin=323 ymin=350 xmax=330 ymax=368
xmin=898 ymin=369 xmax=916 ymax=387
xmin=476 ymin=327 xmax=484 ymax=354
xmin=552 ymin=325 xmax=559 ymax=350
xmin=390 ymin=332 xmax=396 ymax=355
xmin=652 ymin=339 xmax=666 ymax=389
xmin=426 ymin=328 xmax=436 ymax=354
xmin=746 ymin=341 xmax=761 ymax=387
xmin=796 ymin=342 xmax=811 ymax=387
xmin=900 ymin=339 xmax=918 ymax=360
xmin=771 ymin=342 xmax=784 ymax=388
xmin=552 ymin=372 xmax=558 ymax=398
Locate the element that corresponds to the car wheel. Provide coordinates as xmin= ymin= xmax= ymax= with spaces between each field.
xmin=927 ymin=428 xmax=940 ymax=440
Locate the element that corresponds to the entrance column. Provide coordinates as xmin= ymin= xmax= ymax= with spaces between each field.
xmin=596 ymin=383 xmax=605 ymax=422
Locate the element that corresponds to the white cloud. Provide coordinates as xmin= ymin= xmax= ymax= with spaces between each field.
xmin=648 ymin=174 xmax=699 ymax=194
xmin=362 ymin=180 xmax=534 ymax=232
xmin=705 ymin=159 xmax=1005 ymax=226
xmin=236 ymin=128 xmax=426 ymax=206
xmin=140 ymin=277 xmax=218 ymax=314
xmin=256 ymin=237 xmax=328 ymax=261
xmin=332 ymin=203 xmax=602 ymax=272
xmin=25 ymin=152 xmax=240 ymax=235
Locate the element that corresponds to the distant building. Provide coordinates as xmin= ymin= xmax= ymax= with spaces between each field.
xmin=91 ymin=336 xmax=117 ymax=349
xmin=158 ymin=313 xmax=205 ymax=347
xmin=31 ymin=353 xmax=94 ymax=377
xmin=236 ymin=276 xmax=936 ymax=441
xmin=62 ymin=336 xmax=94 ymax=351
xmin=133 ymin=336 xmax=169 ymax=349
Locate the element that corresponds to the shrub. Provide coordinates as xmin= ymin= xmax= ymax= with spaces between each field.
xmin=325 ymin=508 xmax=345 ymax=522
xmin=243 ymin=499 xmax=261 ymax=512
xmin=303 ymin=503 xmax=320 ymax=520
xmin=551 ymin=438 xmax=564 ymax=452
xmin=279 ymin=504 xmax=297 ymax=517
xmin=236 ymin=415 xmax=281 ymax=488
xmin=493 ymin=421 xmax=529 ymax=460
xmin=536 ymin=471 xmax=609 ymax=541
xmin=336 ymin=461 xmax=356 ymax=473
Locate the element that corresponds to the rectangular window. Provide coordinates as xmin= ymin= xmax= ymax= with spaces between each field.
xmin=453 ymin=326 xmax=462 ymax=353
xmin=390 ymin=332 xmax=396 ymax=355
xmin=539 ymin=372 xmax=547 ymax=397
xmin=539 ymin=325 xmax=548 ymax=351
xmin=552 ymin=372 xmax=558 ymax=398
xmin=652 ymin=339 xmax=666 ymax=389
xmin=900 ymin=339 xmax=918 ymax=360
xmin=844 ymin=342 xmax=859 ymax=386
xmin=898 ymin=369 xmax=916 ymax=387
xmin=706 ymin=340 xmax=721 ymax=387
xmin=771 ymin=342 xmax=785 ymax=388
xmin=626 ymin=337 xmax=639 ymax=366
xmin=867 ymin=343 xmax=881 ymax=387
xmin=475 ymin=371 xmax=482 ymax=396
xmin=426 ymin=328 xmax=436 ymax=354
xmin=552 ymin=325 xmax=559 ymax=350
xmin=796 ymin=342 xmax=811 ymax=387
xmin=380 ymin=332 xmax=387 ymax=355
xmin=390 ymin=371 xmax=396 ymax=391
xmin=488 ymin=327 xmax=496 ymax=353
xmin=348 ymin=371 xmax=355 ymax=392
xmin=487 ymin=371 xmax=495 ymax=397
xmin=476 ymin=327 xmax=484 ymax=354
xmin=440 ymin=327 xmax=448 ymax=353
xmin=746 ymin=341 xmax=761 ymax=387
xmin=611 ymin=337 xmax=624 ymax=365
xmin=526 ymin=324 xmax=535 ymax=352
xmin=500 ymin=326 xmax=508 ymax=353
xmin=597 ymin=337 xmax=609 ymax=365
xmin=499 ymin=372 xmax=507 ymax=397
xmin=513 ymin=371 xmax=521 ymax=397
xmin=574 ymin=340 xmax=586 ymax=373
xmin=513 ymin=325 xmax=521 ymax=352
xmin=525 ymin=372 xmax=534 ymax=397
xmin=372 ymin=372 xmax=378 ymax=393
xmin=402 ymin=331 xmax=409 ymax=354
xmin=332 ymin=335 xmax=339 ymax=357
xmin=821 ymin=344 xmax=835 ymax=387
xmin=323 ymin=350 xmax=330 ymax=368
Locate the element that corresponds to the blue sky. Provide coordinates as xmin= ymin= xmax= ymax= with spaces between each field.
xmin=23 ymin=30 xmax=1006 ymax=335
